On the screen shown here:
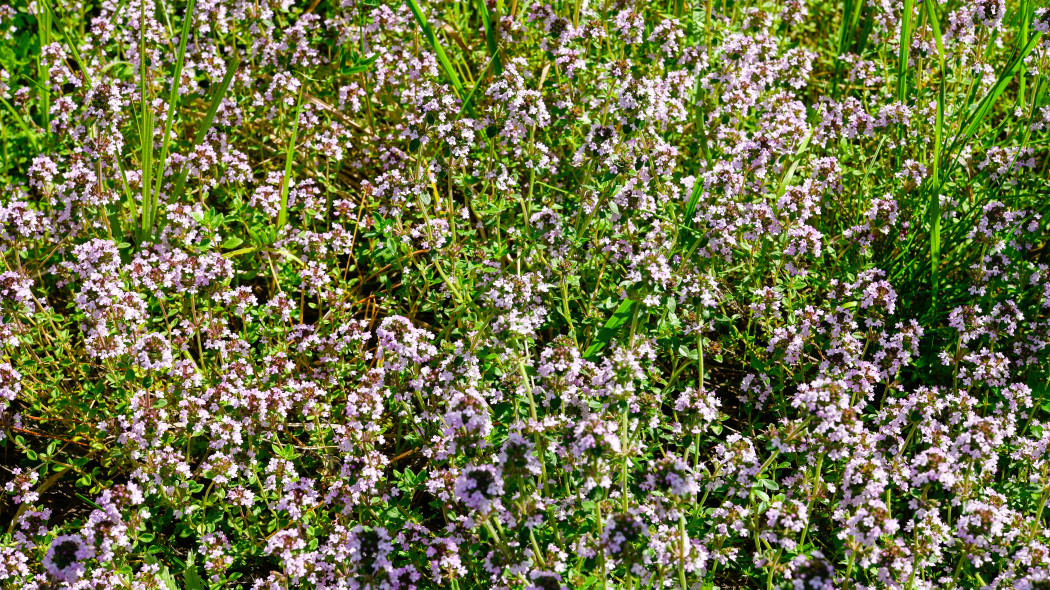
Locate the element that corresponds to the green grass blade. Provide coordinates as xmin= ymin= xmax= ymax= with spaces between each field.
xmin=960 ymin=33 xmax=1043 ymax=141
xmin=459 ymin=51 xmax=503 ymax=117
xmin=926 ymin=1 xmax=946 ymax=77
xmin=941 ymin=31 xmax=1044 ymax=179
xmin=1019 ymin=0 xmax=1031 ymax=105
xmin=475 ymin=0 xmax=501 ymax=76
xmin=584 ymin=299 xmax=637 ymax=361
xmin=404 ymin=0 xmax=464 ymax=98
xmin=897 ymin=0 xmax=914 ymax=104
xmin=39 ymin=0 xmax=91 ymax=85
xmin=0 ymin=96 xmax=41 ymax=153
xmin=37 ymin=2 xmax=50 ymax=141
xmin=684 ymin=179 xmax=702 ymax=229
xmin=925 ymin=0 xmax=946 ymax=315
xmin=193 ymin=57 xmax=240 ymax=145
xmin=163 ymin=54 xmax=240 ymax=234
xmin=831 ymin=0 xmax=863 ymax=98
xmin=139 ymin=0 xmax=154 ymax=243
xmin=459 ymin=72 xmax=484 ymax=118
xmin=277 ymin=83 xmax=305 ymax=230
xmin=775 ymin=129 xmax=812 ymax=200
xmin=152 ymin=0 xmax=196 ymax=236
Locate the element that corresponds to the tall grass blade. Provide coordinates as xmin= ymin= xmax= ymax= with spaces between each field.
xmin=475 ymin=0 xmax=502 ymax=76
xmin=925 ymin=0 xmax=946 ymax=316
xmin=37 ymin=2 xmax=51 ymax=141
xmin=151 ymin=0 xmax=196 ymax=238
xmin=459 ymin=52 xmax=502 ymax=117
xmin=897 ymin=0 xmax=914 ymax=104
xmin=960 ymin=34 xmax=1043 ymax=141
xmin=404 ymin=0 xmax=464 ymax=98
xmin=162 ymin=54 xmax=241 ymax=235
xmin=584 ymin=299 xmax=637 ymax=361
xmin=942 ymin=31 xmax=1044 ymax=177
xmin=1018 ymin=0 xmax=1031 ymax=106
xmin=684 ymin=179 xmax=702 ymax=229
xmin=831 ymin=0 xmax=861 ymax=98
xmin=39 ymin=0 xmax=91 ymax=85
xmin=139 ymin=0 xmax=154 ymax=244
xmin=0 ymin=95 xmax=41 ymax=153
xmin=277 ymin=83 xmax=305 ymax=230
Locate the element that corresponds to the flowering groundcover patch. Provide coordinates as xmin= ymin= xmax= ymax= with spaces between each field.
xmin=1 ymin=0 xmax=1050 ymax=588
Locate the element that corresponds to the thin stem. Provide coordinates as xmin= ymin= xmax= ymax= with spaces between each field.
xmin=766 ymin=547 xmax=783 ymax=590
xmin=679 ymin=514 xmax=689 ymax=590
xmin=797 ymin=453 xmax=824 ymax=549
xmin=596 ymin=502 xmax=608 ymax=590
xmin=621 ymin=406 xmax=630 ymax=511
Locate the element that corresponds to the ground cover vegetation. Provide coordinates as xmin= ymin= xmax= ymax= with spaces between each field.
xmin=1 ymin=0 xmax=1050 ymax=587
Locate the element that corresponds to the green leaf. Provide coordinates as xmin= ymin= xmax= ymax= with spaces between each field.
xmin=341 ymin=53 xmax=377 ymax=75
xmin=757 ymin=478 xmax=779 ymax=491
xmin=272 ymin=442 xmax=295 ymax=461
xmin=578 ymin=575 xmax=599 ymax=590
xmin=75 ymin=491 xmax=103 ymax=510
xmin=222 ymin=246 xmax=257 ymax=259
xmin=678 ymin=344 xmax=699 ymax=360
xmin=184 ymin=553 xmax=207 ymax=590
xmin=584 ymin=299 xmax=636 ymax=361
xmin=684 ymin=178 xmax=702 ymax=229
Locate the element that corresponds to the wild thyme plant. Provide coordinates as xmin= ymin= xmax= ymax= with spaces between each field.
xmin=0 ymin=0 xmax=1050 ymax=588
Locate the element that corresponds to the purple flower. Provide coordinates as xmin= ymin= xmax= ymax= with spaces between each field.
xmin=785 ymin=551 xmax=835 ymax=590
xmin=526 ymin=569 xmax=568 ymax=590
xmin=644 ymin=456 xmax=698 ymax=498
xmin=42 ymin=534 xmax=92 ymax=583
xmin=454 ymin=464 xmax=504 ymax=515
xmin=600 ymin=511 xmax=649 ymax=565
xmin=498 ymin=432 xmax=542 ymax=478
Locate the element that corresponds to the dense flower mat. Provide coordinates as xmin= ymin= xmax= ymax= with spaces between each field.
xmin=1 ymin=0 xmax=1050 ymax=588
